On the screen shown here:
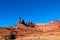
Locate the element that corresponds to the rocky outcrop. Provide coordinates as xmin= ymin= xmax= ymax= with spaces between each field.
xmin=35 ymin=20 xmax=60 ymax=32
xmin=27 ymin=22 xmax=35 ymax=28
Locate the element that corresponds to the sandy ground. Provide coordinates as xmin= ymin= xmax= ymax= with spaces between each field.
xmin=15 ymin=35 xmax=60 ymax=40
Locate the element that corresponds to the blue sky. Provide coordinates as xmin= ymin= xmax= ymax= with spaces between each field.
xmin=0 ymin=0 xmax=60 ymax=26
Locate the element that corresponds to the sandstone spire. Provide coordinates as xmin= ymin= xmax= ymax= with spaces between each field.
xmin=18 ymin=17 xmax=21 ymax=24
xmin=17 ymin=17 xmax=22 ymax=27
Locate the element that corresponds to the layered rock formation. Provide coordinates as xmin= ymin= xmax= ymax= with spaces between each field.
xmin=0 ymin=19 xmax=60 ymax=40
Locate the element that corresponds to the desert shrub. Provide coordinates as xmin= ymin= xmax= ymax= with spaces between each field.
xmin=14 ymin=31 xmax=17 ymax=33
xmin=6 ymin=28 xmax=11 ymax=30
xmin=24 ymin=30 xmax=27 ymax=32
xmin=18 ymin=27 xmax=21 ymax=29
xmin=9 ymin=34 xmax=16 ymax=39
xmin=59 ymin=26 xmax=60 ymax=28
xmin=34 ymin=35 xmax=36 ymax=37
xmin=20 ymin=35 xmax=24 ymax=36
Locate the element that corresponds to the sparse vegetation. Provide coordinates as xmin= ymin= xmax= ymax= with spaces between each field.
xmin=9 ymin=34 xmax=16 ymax=40
xmin=59 ymin=26 xmax=60 ymax=28
xmin=6 ymin=28 xmax=11 ymax=30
